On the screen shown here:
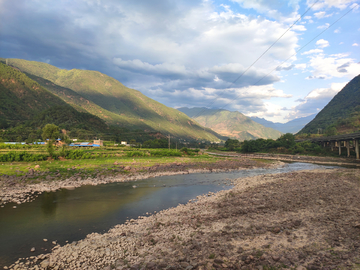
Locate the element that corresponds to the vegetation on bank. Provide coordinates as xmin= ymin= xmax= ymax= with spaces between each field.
xmin=210 ymin=133 xmax=351 ymax=157
xmin=0 ymin=148 xmax=219 ymax=183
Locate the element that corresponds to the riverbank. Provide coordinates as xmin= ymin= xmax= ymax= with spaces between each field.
xmin=0 ymin=156 xmax=277 ymax=206
xmin=6 ymin=166 xmax=360 ymax=270
xmin=207 ymin=151 xmax=360 ymax=167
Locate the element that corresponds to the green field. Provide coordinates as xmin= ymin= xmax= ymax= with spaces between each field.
xmin=0 ymin=145 xmax=220 ymax=183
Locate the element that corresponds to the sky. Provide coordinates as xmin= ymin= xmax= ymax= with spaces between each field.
xmin=0 ymin=0 xmax=359 ymax=123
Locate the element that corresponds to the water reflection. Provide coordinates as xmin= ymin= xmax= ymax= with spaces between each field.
xmin=41 ymin=192 xmax=58 ymax=217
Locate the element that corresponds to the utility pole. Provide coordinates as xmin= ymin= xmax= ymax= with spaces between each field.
xmin=168 ymin=134 xmax=170 ymax=150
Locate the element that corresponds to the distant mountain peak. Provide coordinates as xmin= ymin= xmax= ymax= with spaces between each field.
xmin=178 ymin=107 xmax=282 ymax=141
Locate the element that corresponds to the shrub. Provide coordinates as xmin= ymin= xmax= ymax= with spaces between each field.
xmin=149 ymin=150 xmax=181 ymax=157
xmin=126 ymin=151 xmax=146 ymax=157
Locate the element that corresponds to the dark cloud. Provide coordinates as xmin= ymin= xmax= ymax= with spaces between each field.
xmin=276 ymin=64 xmax=295 ymax=71
xmin=336 ymin=62 xmax=350 ymax=73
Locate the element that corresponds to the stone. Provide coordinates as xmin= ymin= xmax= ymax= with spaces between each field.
xmin=273 ymin=227 xmax=281 ymax=233
xmin=272 ymin=255 xmax=281 ymax=261
xmin=124 ymin=166 xmax=131 ymax=170
xmin=35 ymin=165 xmax=40 ymax=169
xmin=31 ymin=247 xmax=35 ymax=252
xmin=40 ymin=259 xmax=50 ymax=268
xmin=43 ymin=238 xmax=48 ymax=242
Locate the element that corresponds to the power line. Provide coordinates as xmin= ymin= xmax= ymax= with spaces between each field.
xmin=218 ymin=3 xmax=358 ymax=111
xmin=192 ymin=0 xmax=321 ymax=119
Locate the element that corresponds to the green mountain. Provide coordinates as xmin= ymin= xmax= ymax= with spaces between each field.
xmin=178 ymin=107 xmax=282 ymax=141
xmin=299 ymin=74 xmax=360 ymax=135
xmin=0 ymin=62 xmax=108 ymax=132
xmin=4 ymin=58 xmax=223 ymax=141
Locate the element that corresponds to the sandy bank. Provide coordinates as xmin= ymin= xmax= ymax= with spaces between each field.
xmin=6 ymin=167 xmax=360 ymax=270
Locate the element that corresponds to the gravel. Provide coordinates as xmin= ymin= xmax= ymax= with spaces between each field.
xmin=6 ymin=167 xmax=360 ymax=270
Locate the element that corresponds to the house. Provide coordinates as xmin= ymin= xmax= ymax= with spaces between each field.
xmin=55 ymin=138 xmax=66 ymax=147
xmin=69 ymin=142 xmax=100 ymax=147
xmin=93 ymin=139 xmax=103 ymax=146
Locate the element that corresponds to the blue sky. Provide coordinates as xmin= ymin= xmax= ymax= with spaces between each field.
xmin=0 ymin=0 xmax=359 ymax=123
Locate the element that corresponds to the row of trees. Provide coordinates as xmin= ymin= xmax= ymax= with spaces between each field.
xmin=222 ymin=133 xmax=324 ymax=155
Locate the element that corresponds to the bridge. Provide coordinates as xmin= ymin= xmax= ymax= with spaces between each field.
xmin=305 ymin=132 xmax=360 ymax=160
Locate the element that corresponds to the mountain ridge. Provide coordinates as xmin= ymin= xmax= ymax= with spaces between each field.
xmin=250 ymin=114 xmax=316 ymax=134
xmin=4 ymin=58 xmax=224 ymax=141
xmin=178 ymin=107 xmax=282 ymax=141
xmin=299 ymin=74 xmax=360 ymax=135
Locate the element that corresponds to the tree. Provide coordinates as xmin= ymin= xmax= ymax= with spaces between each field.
xmin=276 ymin=133 xmax=296 ymax=149
xmin=42 ymin=124 xmax=60 ymax=141
xmin=325 ymin=126 xmax=337 ymax=136
xmin=224 ymin=139 xmax=240 ymax=151
xmin=42 ymin=124 xmax=59 ymax=158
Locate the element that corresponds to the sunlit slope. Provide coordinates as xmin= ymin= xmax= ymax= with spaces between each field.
xmin=6 ymin=59 xmax=223 ymax=141
xmin=178 ymin=107 xmax=282 ymax=141
xmin=0 ymin=62 xmax=108 ymax=131
xmin=299 ymin=74 xmax=360 ymax=135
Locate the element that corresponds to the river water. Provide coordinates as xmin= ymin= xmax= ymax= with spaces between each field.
xmin=0 ymin=162 xmax=337 ymax=267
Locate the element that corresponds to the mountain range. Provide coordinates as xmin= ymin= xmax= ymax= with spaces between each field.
xmin=2 ymin=57 xmax=358 ymax=142
xmin=250 ymin=114 xmax=316 ymax=134
xmin=1 ymin=58 xmax=224 ymax=142
xmin=178 ymin=107 xmax=282 ymax=141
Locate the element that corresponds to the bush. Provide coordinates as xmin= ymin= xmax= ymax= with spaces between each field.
xmin=126 ymin=151 xmax=146 ymax=157
xmin=0 ymin=151 xmax=48 ymax=162
xmin=149 ymin=150 xmax=181 ymax=157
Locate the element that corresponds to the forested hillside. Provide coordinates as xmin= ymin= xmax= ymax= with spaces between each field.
xmin=299 ymin=74 xmax=360 ymax=135
xmin=5 ymin=58 xmax=223 ymax=141
xmin=0 ymin=62 xmax=112 ymax=139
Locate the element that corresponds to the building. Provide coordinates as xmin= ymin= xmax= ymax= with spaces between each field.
xmin=93 ymin=139 xmax=103 ymax=146
xmin=69 ymin=142 xmax=100 ymax=147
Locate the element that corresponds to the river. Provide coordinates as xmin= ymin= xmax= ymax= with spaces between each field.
xmin=0 ymin=162 xmax=337 ymax=267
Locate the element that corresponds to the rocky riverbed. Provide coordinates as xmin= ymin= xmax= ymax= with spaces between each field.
xmin=0 ymin=158 xmax=273 ymax=206
xmin=5 ymin=167 xmax=360 ymax=270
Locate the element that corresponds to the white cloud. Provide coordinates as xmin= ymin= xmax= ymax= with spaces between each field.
xmin=302 ymin=49 xmax=324 ymax=55
xmin=307 ymin=0 xmax=357 ymax=10
xmin=230 ymin=0 xmax=301 ymax=15
xmin=306 ymin=54 xmax=360 ymax=79
xmin=317 ymin=23 xmax=330 ymax=29
xmin=306 ymin=82 xmax=346 ymax=99
xmin=314 ymin=11 xmax=333 ymax=18
xmin=288 ymin=81 xmax=348 ymax=118
xmin=353 ymin=43 xmax=359 ymax=46
xmin=295 ymin=63 xmax=307 ymax=69
xmin=334 ymin=27 xmax=341 ymax=33
xmin=316 ymin=39 xmax=329 ymax=48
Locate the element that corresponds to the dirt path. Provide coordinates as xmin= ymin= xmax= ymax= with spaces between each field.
xmin=7 ymin=168 xmax=360 ymax=270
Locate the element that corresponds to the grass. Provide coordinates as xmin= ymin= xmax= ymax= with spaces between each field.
xmin=0 ymin=148 xmax=221 ymax=183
